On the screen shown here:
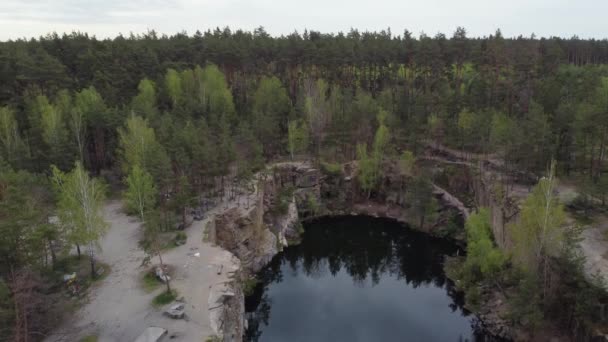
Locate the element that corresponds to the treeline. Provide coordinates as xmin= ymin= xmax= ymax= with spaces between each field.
xmin=2 ymin=29 xmax=608 ymax=179
xmin=0 ymin=27 xmax=608 ymax=340
xmin=2 ymin=27 xmax=608 ymax=106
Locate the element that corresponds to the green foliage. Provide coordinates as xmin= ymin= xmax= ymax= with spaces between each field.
xmin=510 ymin=162 xmax=565 ymax=273
xmin=0 ymin=279 xmax=13 ymax=341
xmin=398 ymin=151 xmax=415 ymax=177
xmin=508 ymin=274 xmax=544 ymax=328
xmin=123 ymin=165 xmax=157 ymax=221
xmin=427 ymin=114 xmax=443 ymax=139
xmin=489 ymin=111 xmax=517 ymax=153
xmin=436 ymin=213 xmax=462 ymax=239
xmin=242 ymin=277 xmax=260 ymax=296
xmin=251 ymin=76 xmax=292 ymax=155
xmin=356 ymin=143 xmax=375 ymax=195
xmin=304 ymin=79 xmax=330 ymax=156
xmin=462 ymin=209 xmax=505 ymax=283
xmin=372 ymin=115 xmax=390 ymax=162
xmin=356 ymin=112 xmax=391 ymax=196
xmin=306 ymin=193 xmax=320 ymax=216
xmin=152 ymin=289 xmax=178 ymax=307
xmin=0 ymin=170 xmax=47 ymax=272
xmin=1 ymin=31 xmax=608 ymax=340
xmin=169 ymin=175 xmax=196 ymax=226
xmin=405 ymin=175 xmax=438 ymax=230
xmin=198 ymin=64 xmax=236 ymax=127
xmin=235 ymin=121 xmax=264 ymax=175
xmin=52 ymin=162 xmax=108 ymax=245
xmin=39 ymin=96 xmax=70 ymax=168
xmin=117 ymin=114 xmax=170 ymax=184
xmin=141 ymin=271 xmax=162 ymax=293
xmin=463 ymin=285 xmax=482 ymax=312
xmin=0 ymin=169 xmax=52 ymax=271
xmin=173 ymin=231 xmax=187 ymax=246
xmin=52 ymin=161 xmax=108 ymax=277
xmin=131 ymin=78 xmax=158 ymax=119
xmin=287 ymin=119 xmax=309 ymax=159
xmin=457 ymin=109 xmax=475 ymax=133
xmin=119 ymin=115 xmax=162 ymax=172
xmin=0 ymin=107 xmax=26 ymax=168
xmin=273 ymin=186 xmax=294 ymax=215
xmin=320 ymin=161 xmax=342 ymax=177
xmin=165 ymin=69 xmax=182 ymax=108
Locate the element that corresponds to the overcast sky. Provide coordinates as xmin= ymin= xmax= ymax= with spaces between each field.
xmin=0 ymin=0 xmax=606 ymax=41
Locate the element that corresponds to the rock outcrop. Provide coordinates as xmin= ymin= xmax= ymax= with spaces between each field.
xmin=209 ymin=160 xmax=487 ymax=341
xmin=206 ymin=249 xmax=243 ymax=342
xmin=210 ymin=166 xmax=305 ymax=275
xmin=212 ymin=160 xmax=472 ymax=274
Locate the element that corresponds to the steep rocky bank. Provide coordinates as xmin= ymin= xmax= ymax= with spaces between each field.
xmin=205 ymin=160 xmax=480 ymax=341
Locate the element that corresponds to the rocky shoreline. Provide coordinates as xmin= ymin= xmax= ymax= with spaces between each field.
xmin=206 ymin=161 xmax=506 ymax=341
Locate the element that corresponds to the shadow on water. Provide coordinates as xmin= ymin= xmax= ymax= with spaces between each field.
xmin=245 ymin=215 xmax=493 ymax=342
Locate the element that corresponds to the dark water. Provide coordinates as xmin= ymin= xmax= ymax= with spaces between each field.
xmin=245 ymin=215 xmax=490 ymax=342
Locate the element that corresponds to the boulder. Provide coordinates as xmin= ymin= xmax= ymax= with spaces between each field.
xmin=155 ymin=267 xmax=171 ymax=283
xmin=164 ymin=303 xmax=185 ymax=319
xmin=134 ymin=327 xmax=167 ymax=342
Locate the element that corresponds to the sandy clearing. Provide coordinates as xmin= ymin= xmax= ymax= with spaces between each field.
xmin=46 ymin=196 xmax=243 ymax=342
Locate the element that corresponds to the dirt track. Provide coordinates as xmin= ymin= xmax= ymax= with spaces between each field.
xmin=46 ymin=200 xmax=239 ymax=342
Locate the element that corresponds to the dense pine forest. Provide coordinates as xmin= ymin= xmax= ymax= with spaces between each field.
xmin=2 ymin=28 xmax=608 ymax=175
xmin=2 ymin=27 xmax=608 ymax=341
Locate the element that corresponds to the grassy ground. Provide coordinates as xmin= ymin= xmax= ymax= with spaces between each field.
xmin=141 ymin=270 xmax=163 ymax=293
xmin=80 ymin=335 xmax=98 ymax=342
xmin=50 ymin=255 xmax=110 ymax=295
xmin=152 ymin=289 xmax=178 ymax=307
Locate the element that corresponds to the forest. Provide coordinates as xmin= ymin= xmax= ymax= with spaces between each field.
xmin=1 ymin=27 xmax=608 ymax=340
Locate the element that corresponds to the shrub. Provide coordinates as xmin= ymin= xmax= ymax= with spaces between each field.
xmin=142 ymin=271 xmax=162 ymax=293
xmin=462 ymin=208 xmax=505 ymax=284
xmin=242 ymin=277 xmax=260 ymax=296
xmin=320 ymin=161 xmax=342 ymax=177
xmin=272 ymin=186 xmax=294 ymax=215
xmin=306 ymin=193 xmax=320 ymax=216
xmin=152 ymin=290 xmax=177 ymax=307
xmin=174 ymin=231 xmax=187 ymax=246
xmin=80 ymin=336 xmax=98 ymax=342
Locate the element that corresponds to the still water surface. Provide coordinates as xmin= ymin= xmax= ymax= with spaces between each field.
xmin=245 ymin=215 xmax=489 ymax=342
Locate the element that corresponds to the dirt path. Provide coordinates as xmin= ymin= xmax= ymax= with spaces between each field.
xmin=579 ymin=217 xmax=608 ymax=281
xmin=555 ymin=184 xmax=608 ymax=283
xmin=46 ymin=199 xmax=241 ymax=342
xmin=426 ymin=142 xmax=608 ymax=283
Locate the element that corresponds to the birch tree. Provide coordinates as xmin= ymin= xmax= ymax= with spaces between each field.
xmin=131 ymin=78 xmax=158 ymax=119
xmin=52 ymin=162 xmax=108 ymax=278
xmin=304 ymin=78 xmax=330 ymax=157
xmin=510 ymin=161 xmax=566 ymax=297
xmin=40 ymin=100 xmax=70 ymax=169
xmin=165 ymin=68 xmax=182 ymax=109
xmin=251 ymin=76 xmax=291 ymax=155
xmin=117 ymin=114 xmax=169 ymax=182
xmin=123 ymin=165 xmax=171 ymax=292
xmin=124 ymin=165 xmax=156 ymax=222
xmin=287 ymin=119 xmax=309 ymax=160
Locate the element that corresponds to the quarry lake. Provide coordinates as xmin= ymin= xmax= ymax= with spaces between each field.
xmin=245 ymin=215 xmax=489 ymax=342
